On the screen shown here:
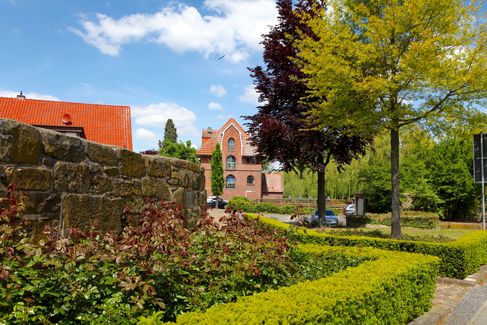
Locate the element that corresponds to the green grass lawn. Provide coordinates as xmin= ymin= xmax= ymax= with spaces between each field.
xmin=319 ymin=226 xmax=474 ymax=242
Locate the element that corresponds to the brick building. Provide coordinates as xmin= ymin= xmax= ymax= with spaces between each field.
xmin=196 ymin=118 xmax=283 ymax=201
xmin=0 ymin=93 xmax=132 ymax=149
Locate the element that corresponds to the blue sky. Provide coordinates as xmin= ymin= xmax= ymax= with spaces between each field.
xmin=0 ymin=0 xmax=279 ymax=152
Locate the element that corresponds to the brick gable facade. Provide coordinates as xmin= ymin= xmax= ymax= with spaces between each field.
xmin=197 ymin=118 xmax=264 ymax=200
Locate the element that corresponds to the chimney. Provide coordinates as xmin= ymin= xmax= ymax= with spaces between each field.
xmin=16 ymin=91 xmax=26 ymax=99
xmin=202 ymin=127 xmax=213 ymax=145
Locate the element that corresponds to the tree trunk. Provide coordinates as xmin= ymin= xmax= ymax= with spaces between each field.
xmin=391 ymin=127 xmax=401 ymax=239
xmin=317 ymin=169 xmax=326 ymax=227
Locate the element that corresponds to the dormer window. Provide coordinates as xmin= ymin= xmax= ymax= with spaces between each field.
xmin=228 ymin=138 xmax=235 ymax=151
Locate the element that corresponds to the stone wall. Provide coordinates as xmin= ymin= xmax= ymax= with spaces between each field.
xmin=0 ymin=118 xmax=206 ymax=234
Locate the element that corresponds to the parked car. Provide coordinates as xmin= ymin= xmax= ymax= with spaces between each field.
xmin=307 ymin=210 xmax=338 ymax=227
xmin=344 ymin=204 xmax=356 ymax=217
xmin=206 ymin=196 xmax=228 ymax=209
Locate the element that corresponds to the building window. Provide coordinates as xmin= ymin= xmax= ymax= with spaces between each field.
xmin=247 ymin=175 xmax=255 ymax=185
xmin=228 ymin=138 xmax=235 ymax=151
xmin=226 ymin=175 xmax=236 ymax=189
xmin=245 ymin=156 xmax=257 ymax=164
xmin=226 ymin=155 xmax=236 ymax=169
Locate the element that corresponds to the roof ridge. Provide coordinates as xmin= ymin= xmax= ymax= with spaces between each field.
xmin=0 ymin=97 xmax=129 ymax=108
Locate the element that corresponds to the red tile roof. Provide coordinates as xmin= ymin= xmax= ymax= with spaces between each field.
xmin=0 ymin=97 xmax=132 ymax=149
xmin=196 ymin=118 xmax=255 ymax=156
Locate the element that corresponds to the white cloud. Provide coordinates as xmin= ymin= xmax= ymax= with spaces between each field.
xmin=132 ymin=102 xmax=198 ymax=137
xmin=209 ymin=84 xmax=226 ymax=97
xmin=0 ymin=89 xmax=59 ymax=101
xmin=71 ymin=0 xmax=277 ymax=62
xmin=208 ymin=101 xmax=224 ymax=111
xmin=239 ymin=85 xmax=259 ymax=105
xmin=135 ymin=128 xmax=158 ymax=141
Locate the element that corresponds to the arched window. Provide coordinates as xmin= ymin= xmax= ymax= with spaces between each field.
xmin=247 ymin=175 xmax=255 ymax=185
xmin=228 ymin=138 xmax=235 ymax=151
xmin=226 ymin=155 xmax=236 ymax=169
xmin=226 ymin=175 xmax=236 ymax=189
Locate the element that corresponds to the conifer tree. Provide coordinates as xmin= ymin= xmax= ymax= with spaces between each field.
xmin=210 ymin=143 xmax=224 ymax=203
xmin=159 ymin=119 xmax=178 ymax=148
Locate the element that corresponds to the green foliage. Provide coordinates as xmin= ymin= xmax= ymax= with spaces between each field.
xmin=210 ymin=143 xmax=223 ymax=197
xmin=227 ymin=196 xmax=313 ymax=215
xmin=250 ymin=213 xmax=487 ymax=279
xmin=163 ymin=119 xmax=178 ymax=144
xmin=366 ymin=211 xmax=440 ymax=229
xmin=296 ymin=0 xmax=486 ymax=237
xmin=0 ymin=187 xmax=307 ymax=323
xmin=426 ymin=138 xmax=479 ymax=219
xmin=161 ymin=245 xmax=438 ymax=324
xmin=159 ymin=140 xmax=198 ymax=164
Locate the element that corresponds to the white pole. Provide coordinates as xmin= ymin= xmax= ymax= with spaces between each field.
xmin=481 ymin=133 xmax=485 ymax=230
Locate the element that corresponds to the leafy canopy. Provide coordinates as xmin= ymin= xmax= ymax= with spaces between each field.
xmin=159 ymin=140 xmax=198 ymax=164
xmin=296 ymin=0 xmax=486 ymax=132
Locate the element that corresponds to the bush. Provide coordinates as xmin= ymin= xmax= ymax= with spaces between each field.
xmin=227 ymin=196 xmax=312 ymax=215
xmin=0 ymin=187 xmax=303 ymax=323
xmin=249 ymin=213 xmax=487 ymax=279
xmin=0 ymin=187 xmax=364 ymax=323
xmin=154 ymin=245 xmax=438 ymax=324
xmin=366 ymin=211 xmax=440 ymax=229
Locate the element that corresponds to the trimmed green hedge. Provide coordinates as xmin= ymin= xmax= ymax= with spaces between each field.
xmin=155 ymin=245 xmax=438 ymax=324
xmin=366 ymin=211 xmax=440 ymax=229
xmin=250 ymin=213 xmax=487 ymax=279
xmin=227 ymin=196 xmax=313 ymax=215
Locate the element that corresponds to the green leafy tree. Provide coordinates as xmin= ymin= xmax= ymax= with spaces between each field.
xmin=296 ymin=0 xmax=486 ymax=238
xmin=210 ymin=143 xmax=224 ymax=199
xmin=246 ymin=0 xmax=370 ymax=224
xmin=427 ymin=138 xmax=478 ymax=219
xmin=159 ymin=119 xmax=178 ymax=148
xmin=159 ymin=140 xmax=198 ymax=164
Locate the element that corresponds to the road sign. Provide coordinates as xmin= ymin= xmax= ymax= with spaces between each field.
xmin=474 ymin=133 xmax=487 ymax=183
xmin=473 ymin=133 xmax=486 ymax=230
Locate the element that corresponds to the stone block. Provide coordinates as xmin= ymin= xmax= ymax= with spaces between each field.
xmin=173 ymin=187 xmax=184 ymax=209
xmin=169 ymin=157 xmax=201 ymax=173
xmin=141 ymin=177 xmax=154 ymax=197
xmin=198 ymin=172 xmax=205 ymax=191
xmin=104 ymin=167 xmax=119 ymax=177
xmin=40 ymin=129 xmax=86 ymax=162
xmin=62 ymin=194 xmax=123 ymax=233
xmin=112 ymin=178 xmax=134 ymax=197
xmin=5 ymin=166 xmax=51 ymax=191
xmin=144 ymin=155 xmax=171 ymax=178
xmin=87 ymin=142 xmax=118 ymax=166
xmin=179 ymin=170 xmax=191 ymax=187
xmin=131 ymin=179 xmax=142 ymax=196
xmin=53 ymin=162 xmax=90 ymax=193
xmin=91 ymin=175 xmax=113 ymax=194
xmin=199 ymin=190 xmax=207 ymax=210
xmin=154 ymin=179 xmax=171 ymax=200
xmin=0 ymin=119 xmax=42 ymax=165
xmin=183 ymin=190 xmax=197 ymax=209
xmin=169 ymin=171 xmax=180 ymax=185
xmin=119 ymin=149 xmax=145 ymax=177
xmin=22 ymin=191 xmax=61 ymax=218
